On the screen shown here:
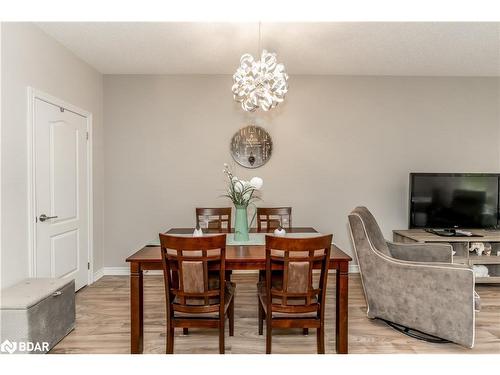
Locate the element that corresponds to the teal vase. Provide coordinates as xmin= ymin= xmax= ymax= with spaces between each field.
xmin=234 ymin=205 xmax=249 ymax=241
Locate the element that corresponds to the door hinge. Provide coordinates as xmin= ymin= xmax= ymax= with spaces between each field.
xmin=86 ymin=132 xmax=89 ymax=141
xmin=87 ymin=262 xmax=90 ymax=270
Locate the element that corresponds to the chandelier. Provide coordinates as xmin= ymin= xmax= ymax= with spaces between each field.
xmin=231 ymin=24 xmax=289 ymax=112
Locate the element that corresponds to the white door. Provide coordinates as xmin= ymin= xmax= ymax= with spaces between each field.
xmin=34 ymin=98 xmax=89 ymax=291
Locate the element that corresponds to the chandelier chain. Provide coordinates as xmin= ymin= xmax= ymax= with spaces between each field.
xmin=258 ymin=22 xmax=261 ymax=55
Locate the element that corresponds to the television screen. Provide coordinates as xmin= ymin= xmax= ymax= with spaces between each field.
xmin=409 ymin=174 xmax=499 ymax=229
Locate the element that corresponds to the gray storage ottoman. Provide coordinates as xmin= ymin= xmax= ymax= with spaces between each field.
xmin=0 ymin=278 xmax=75 ymax=354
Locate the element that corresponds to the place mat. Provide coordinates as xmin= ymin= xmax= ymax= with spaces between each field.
xmin=146 ymin=232 xmax=324 ymax=247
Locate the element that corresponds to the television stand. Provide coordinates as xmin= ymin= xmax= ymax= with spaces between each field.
xmin=393 ymin=229 xmax=500 ymax=284
xmin=424 ymin=228 xmax=483 ymax=238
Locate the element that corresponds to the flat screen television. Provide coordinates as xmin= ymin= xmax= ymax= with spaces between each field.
xmin=409 ymin=173 xmax=500 ymax=229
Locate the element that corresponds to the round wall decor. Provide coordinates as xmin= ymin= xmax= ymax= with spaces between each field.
xmin=230 ymin=125 xmax=273 ymax=168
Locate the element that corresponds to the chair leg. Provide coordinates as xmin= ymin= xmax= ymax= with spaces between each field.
xmin=166 ymin=322 xmax=174 ymax=354
xmin=183 ymin=328 xmax=189 ymax=335
xmin=258 ymin=300 xmax=264 ymax=335
xmin=303 ymin=328 xmax=309 ymax=335
xmin=219 ymin=317 xmax=225 ymax=354
xmin=258 ymin=270 xmax=265 ymax=281
xmin=229 ymin=298 xmax=235 ymax=337
xmin=266 ymin=315 xmax=272 ymax=354
xmin=317 ymin=326 xmax=325 ymax=354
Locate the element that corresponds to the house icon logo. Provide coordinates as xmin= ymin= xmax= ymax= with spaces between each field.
xmin=0 ymin=339 xmax=17 ymax=354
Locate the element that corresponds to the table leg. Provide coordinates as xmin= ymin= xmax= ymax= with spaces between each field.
xmin=335 ymin=262 xmax=349 ymax=354
xmin=130 ymin=262 xmax=144 ymax=354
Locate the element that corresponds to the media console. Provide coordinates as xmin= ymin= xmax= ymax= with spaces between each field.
xmin=424 ymin=228 xmax=484 ymax=237
xmin=393 ymin=229 xmax=500 ymax=284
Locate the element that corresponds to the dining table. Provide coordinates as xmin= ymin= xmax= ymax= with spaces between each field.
xmin=126 ymin=227 xmax=352 ymax=354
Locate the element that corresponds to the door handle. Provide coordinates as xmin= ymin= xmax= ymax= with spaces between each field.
xmin=39 ymin=214 xmax=58 ymax=222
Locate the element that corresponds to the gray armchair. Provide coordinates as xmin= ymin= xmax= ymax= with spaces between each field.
xmin=348 ymin=206 xmax=479 ymax=348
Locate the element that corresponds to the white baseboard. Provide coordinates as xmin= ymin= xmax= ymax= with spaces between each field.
xmin=103 ymin=267 xmax=130 ymax=275
xmin=101 ymin=266 xmax=360 ymax=276
xmin=143 ymin=270 xmax=163 ymax=275
xmin=93 ymin=268 xmax=104 ymax=282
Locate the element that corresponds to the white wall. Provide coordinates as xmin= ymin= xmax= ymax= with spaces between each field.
xmin=1 ymin=24 xmax=498 ymax=278
xmin=1 ymin=23 xmax=104 ymax=288
xmin=103 ymin=75 xmax=500 ymax=268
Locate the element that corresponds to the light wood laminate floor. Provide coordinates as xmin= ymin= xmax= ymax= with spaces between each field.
xmin=51 ymin=273 xmax=500 ymax=354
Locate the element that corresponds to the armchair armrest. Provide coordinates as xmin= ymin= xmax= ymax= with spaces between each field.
xmin=364 ymin=250 xmax=475 ymax=347
xmin=387 ymin=241 xmax=453 ymax=263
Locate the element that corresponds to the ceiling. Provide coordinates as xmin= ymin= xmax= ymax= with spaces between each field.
xmin=36 ymin=22 xmax=500 ymax=76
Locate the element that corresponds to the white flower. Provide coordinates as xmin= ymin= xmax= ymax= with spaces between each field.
xmin=250 ymin=177 xmax=263 ymax=190
xmin=233 ymin=178 xmax=245 ymax=192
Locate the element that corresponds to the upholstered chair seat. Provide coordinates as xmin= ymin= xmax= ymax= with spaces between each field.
xmin=257 ymin=281 xmax=318 ymax=318
xmin=173 ymin=281 xmax=235 ymax=318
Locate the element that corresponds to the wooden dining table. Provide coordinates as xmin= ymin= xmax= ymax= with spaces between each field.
xmin=126 ymin=227 xmax=352 ymax=354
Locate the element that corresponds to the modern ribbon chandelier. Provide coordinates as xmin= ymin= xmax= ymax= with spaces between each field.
xmin=231 ymin=23 xmax=289 ymax=112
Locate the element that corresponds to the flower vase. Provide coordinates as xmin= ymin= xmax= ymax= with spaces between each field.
xmin=234 ymin=205 xmax=249 ymax=241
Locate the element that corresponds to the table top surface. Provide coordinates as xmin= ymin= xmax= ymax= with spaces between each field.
xmin=165 ymin=227 xmax=318 ymax=234
xmin=127 ymin=227 xmax=352 ymax=263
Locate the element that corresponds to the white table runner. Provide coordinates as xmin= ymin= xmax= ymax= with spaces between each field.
xmin=147 ymin=232 xmax=323 ymax=247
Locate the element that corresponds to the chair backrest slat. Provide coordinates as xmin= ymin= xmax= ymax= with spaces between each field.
xmin=257 ymin=207 xmax=292 ymax=232
xmin=196 ymin=207 xmax=232 ymax=232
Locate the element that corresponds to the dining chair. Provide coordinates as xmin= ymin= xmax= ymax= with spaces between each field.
xmin=257 ymin=234 xmax=332 ymax=354
xmin=196 ymin=207 xmax=232 ymax=232
xmin=159 ymin=233 xmax=235 ymax=354
xmin=257 ymin=207 xmax=292 ymax=232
